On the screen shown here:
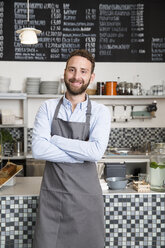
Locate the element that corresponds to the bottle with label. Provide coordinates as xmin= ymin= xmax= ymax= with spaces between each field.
xmin=59 ymin=75 xmax=66 ymax=94
xmin=150 ymin=143 xmax=165 ymax=192
xmin=116 ymin=76 xmax=120 ymax=95
xmin=134 ymin=74 xmax=142 ymax=95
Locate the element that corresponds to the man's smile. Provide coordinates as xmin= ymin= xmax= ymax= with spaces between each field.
xmin=69 ymin=79 xmax=83 ymax=87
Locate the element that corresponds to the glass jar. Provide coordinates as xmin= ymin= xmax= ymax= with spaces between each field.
xmin=125 ymin=82 xmax=133 ymax=95
xmin=150 ymin=143 xmax=165 ymax=192
xmin=117 ymin=81 xmax=126 ymax=95
xmin=134 ymin=82 xmax=142 ymax=95
xmin=96 ymin=82 xmax=105 ymax=95
xmin=0 ymin=132 xmax=2 ymax=168
xmin=105 ymin=81 xmax=117 ymax=95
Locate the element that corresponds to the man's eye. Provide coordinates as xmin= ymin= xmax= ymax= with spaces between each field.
xmin=82 ymin=70 xmax=87 ymax=74
xmin=69 ymin=68 xmax=74 ymax=72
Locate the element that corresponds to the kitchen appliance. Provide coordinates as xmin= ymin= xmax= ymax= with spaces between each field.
xmin=104 ymin=162 xmax=126 ymax=179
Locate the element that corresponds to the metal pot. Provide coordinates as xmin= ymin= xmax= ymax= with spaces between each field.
xmin=106 ymin=177 xmax=128 ymax=190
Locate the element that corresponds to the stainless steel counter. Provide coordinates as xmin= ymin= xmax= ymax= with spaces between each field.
xmin=0 ymin=177 xmax=42 ymax=196
xmin=0 ymin=177 xmax=164 ymax=197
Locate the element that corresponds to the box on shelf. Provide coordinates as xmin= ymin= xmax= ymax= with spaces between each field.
xmin=1 ymin=109 xmax=15 ymax=125
xmin=133 ymin=180 xmax=150 ymax=192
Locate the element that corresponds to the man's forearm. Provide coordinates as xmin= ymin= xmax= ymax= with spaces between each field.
xmin=32 ymin=136 xmax=83 ymax=163
xmin=50 ymin=135 xmax=108 ymax=162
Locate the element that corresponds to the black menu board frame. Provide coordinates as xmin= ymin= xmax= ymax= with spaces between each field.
xmin=0 ymin=0 xmax=165 ymax=62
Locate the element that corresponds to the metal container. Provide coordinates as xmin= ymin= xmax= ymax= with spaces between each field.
xmin=106 ymin=177 xmax=128 ymax=190
xmin=14 ymin=140 xmax=23 ymax=156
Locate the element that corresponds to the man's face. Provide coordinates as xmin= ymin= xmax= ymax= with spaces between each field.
xmin=64 ymin=56 xmax=95 ymax=96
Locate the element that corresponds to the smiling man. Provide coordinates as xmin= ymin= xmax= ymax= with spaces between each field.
xmin=32 ymin=49 xmax=111 ymax=248
xmin=64 ymin=50 xmax=95 ymax=97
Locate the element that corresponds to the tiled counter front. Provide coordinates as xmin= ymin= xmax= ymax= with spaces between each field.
xmin=0 ymin=195 xmax=37 ymax=248
xmin=0 ymin=179 xmax=165 ymax=248
xmin=104 ymin=193 xmax=165 ymax=248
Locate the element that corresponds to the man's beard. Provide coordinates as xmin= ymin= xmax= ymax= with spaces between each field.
xmin=64 ymin=78 xmax=90 ymax=96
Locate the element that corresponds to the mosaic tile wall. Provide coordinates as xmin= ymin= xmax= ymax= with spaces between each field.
xmin=108 ymin=127 xmax=165 ymax=149
xmin=1 ymin=127 xmax=165 ymax=154
xmin=0 ymin=127 xmax=24 ymax=156
xmin=0 ymin=194 xmax=165 ymax=248
xmin=1 ymin=128 xmax=165 ymax=152
xmin=27 ymin=127 xmax=165 ymax=152
xmin=27 ymin=128 xmax=33 ymax=152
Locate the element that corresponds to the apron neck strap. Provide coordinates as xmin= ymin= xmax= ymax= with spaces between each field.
xmin=54 ymin=97 xmax=63 ymax=119
xmin=54 ymin=96 xmax=92 ymax=124
xmin=86 ymin=98 xmax=91 ymax=124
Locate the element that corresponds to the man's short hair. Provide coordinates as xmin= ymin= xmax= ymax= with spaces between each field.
xmin=66 ymin=49 xmax=95 ymax=73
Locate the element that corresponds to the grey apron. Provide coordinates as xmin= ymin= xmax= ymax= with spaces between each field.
xmin=33 ymin=97 xmax=104 ymax=248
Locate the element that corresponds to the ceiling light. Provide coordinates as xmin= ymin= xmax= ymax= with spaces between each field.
xmin=16 ymin=0 xmax=41 ymax=45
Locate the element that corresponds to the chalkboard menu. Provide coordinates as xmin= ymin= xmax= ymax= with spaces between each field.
xmin=0 ymin=0 xmax=165 ymax=62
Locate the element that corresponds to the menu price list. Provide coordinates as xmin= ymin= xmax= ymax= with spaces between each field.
xmin=99 ymin=3 xmax=146 ymax=61
xmin=13 ymin=1 xmax=97 ymax=61
xmin=0 ymin=0 xmax=165 ymax=62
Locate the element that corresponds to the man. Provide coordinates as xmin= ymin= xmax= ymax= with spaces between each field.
xmin=32 ymin=49 xmax=111 ymax=248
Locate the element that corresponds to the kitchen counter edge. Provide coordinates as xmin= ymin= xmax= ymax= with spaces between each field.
xmin=0 ymin=177 xmax=164 ymax=197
